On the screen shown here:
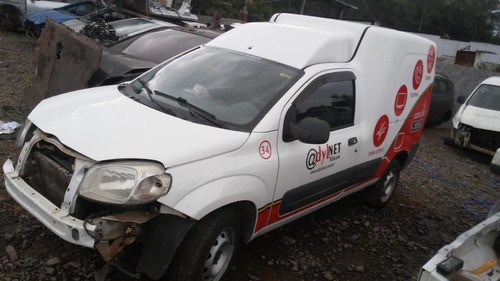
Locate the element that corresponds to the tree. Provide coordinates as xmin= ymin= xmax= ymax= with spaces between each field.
xmin=192 ymin=0 xmax=499 ymax=43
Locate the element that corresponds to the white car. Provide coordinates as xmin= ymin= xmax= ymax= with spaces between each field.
xmin=451 ymin=77 xmax=500 ymax=155
xmin=4 ymin=13 xmax=435 ymax=281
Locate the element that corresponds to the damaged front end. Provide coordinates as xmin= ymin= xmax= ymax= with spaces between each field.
xmin=3 ymin=125 xmax=193 ymax=279
xmin=452 ymin=123 xmax=500 ymax=156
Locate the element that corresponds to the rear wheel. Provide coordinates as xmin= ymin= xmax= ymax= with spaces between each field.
xmin=167 ymin=209 xmax=241 ymax=281
xmin=364 ymin=160 xmax=401 ymax=208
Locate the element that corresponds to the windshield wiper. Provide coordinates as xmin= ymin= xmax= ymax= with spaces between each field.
xmin=137 ymin=79 xmax=176 ymax=116
xmin=153 ymin=90 xmax=225 ymax=128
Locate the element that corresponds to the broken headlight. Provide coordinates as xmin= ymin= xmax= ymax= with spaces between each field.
xmin=79 ymin=161 xmax=171 ymax=205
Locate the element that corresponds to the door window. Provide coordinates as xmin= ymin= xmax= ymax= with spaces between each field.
xmin=292 ymin=72 xmax=355 ymax=131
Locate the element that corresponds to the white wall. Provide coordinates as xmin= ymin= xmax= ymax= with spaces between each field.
xmin=411 ymin=33 xmax=500 ymax=64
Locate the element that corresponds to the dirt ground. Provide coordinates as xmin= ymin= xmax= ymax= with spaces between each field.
xmin=0 ymin=29 xmax=499 ymax=281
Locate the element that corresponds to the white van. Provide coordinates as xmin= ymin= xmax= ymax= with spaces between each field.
xmin=451 ymin=76 xmax=500 ymax=156
xmin=4 ymin=13 xmax=436 ymax=280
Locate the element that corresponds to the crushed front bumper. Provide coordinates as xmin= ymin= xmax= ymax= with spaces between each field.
xmin=3 ymin=159 xmax=96 ymax=247
xmin=451 ymin=126 xmax=499 ymax=156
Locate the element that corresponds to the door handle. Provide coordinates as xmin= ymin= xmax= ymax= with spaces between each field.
xmin=348 ymin=137 xmax=358 ymax=146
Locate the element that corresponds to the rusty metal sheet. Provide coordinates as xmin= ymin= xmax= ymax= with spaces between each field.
xmin=454 ymin=50 xmax=476 ymax=67
xmin=24 ymin=18 xmax=102 ymax=109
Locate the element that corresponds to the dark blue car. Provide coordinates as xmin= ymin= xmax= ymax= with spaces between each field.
xmin=26 ymin=1 xmax=103 ymax=36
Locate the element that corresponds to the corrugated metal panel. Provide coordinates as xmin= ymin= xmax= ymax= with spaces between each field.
xmin=411 ymin=32 xmax=500 ymax=64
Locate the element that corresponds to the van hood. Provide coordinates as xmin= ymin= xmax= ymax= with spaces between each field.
xmin=458 ymin=105 xmax=500 ymax=132
xmin=28 ymin=86 xmax=250 ymax=167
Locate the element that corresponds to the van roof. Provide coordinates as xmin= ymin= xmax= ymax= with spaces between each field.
xmin=206 ymin=13 xmax=370 ymax=69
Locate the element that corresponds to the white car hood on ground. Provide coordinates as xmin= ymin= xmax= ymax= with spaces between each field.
xmin=458 ymin=105 xmax=500 ymax=132
xmin=28 ymin=86 xmax=249 ymax=167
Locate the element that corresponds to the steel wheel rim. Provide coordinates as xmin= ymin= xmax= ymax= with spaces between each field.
xmin=202 ymin=227 xmax=235 ymax=281
xmin=380 ymin=169 xmax=397 ymax=202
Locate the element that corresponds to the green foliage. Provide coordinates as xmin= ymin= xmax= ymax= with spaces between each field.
xmin=191 ymin=0 xmax=499 ymax=43
xmin=247 ymin=0 xmax=273 ymax=22
xmin=343 ymin=0 xmax=498 ymax=42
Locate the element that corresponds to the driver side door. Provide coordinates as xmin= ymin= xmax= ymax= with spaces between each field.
xmin=273 ymin=71 xmax=361 ymax=218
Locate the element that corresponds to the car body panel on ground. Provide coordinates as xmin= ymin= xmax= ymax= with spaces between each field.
xmin=418 ymin=149 xmax=500 ymax=281
xmin=418 ymin=211 xmax=500 ymax=281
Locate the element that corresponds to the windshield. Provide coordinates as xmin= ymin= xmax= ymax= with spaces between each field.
xmin=128 ymin=47 xmax=301 ymax=131
xmin=467 ymin=84 xmax=500 ymax=111
xmin=111 ymin=18 xmax=176 ymax=38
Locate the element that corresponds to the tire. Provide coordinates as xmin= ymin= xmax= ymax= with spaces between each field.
xmin=441 ymin=111 xmax=452 ymax=123
xmin=0 ymin=6 xmax=21 ymax=31
xmin=364 ymin=160 xmax=401 ymax=208
xmin=167 ymin=209 xmax=242 ymax=281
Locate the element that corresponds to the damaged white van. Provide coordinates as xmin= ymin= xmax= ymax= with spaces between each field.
xmin=451 ymin=77 xmax=500 ymax=155
xmin=4 ymin=13 xmax=435 ymax=280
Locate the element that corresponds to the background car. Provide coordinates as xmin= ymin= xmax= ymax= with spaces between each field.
xmin=25 ymin=0 xmax=103 ymax=36
xmin=87 ymin=25 xmax=222 ymax=86
xmin=451 ymin=76 xmax=500 ymax=155
xmin=426 ymin=74 xmax=455 ymax=125
xmin=0 ymin=0 xmax=68 ymax=30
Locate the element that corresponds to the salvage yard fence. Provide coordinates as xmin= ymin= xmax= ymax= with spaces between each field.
xmin=412 ymin=32 xmax=500 ymax=65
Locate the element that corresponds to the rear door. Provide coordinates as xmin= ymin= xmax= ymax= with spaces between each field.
xmin=428 ymin=77 xmax=453 ymax=123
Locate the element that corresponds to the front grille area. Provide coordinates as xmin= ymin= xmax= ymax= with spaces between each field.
xmin=20 ymin=137 xmax=151 ymax=220
xmin=470 ymin=128 xmax=500 ymax=152
xmin=22 ymin=140 xmax=75 ymax=207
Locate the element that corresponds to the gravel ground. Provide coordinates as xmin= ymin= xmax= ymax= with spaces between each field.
xmin=0 ymin=29 xmax=499 ymax=281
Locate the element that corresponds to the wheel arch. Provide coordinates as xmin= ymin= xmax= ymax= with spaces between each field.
xmin=136 ymin=201 xmax=257 ymax=280
xmin=217 ymin=200 xmax=256 ymax=242
xmin=394 ymin=149 xmax=410 ymax=169
xmin=167 ymin=174 xmax=269 ymax=235
xmin=0 ymin=4 xmax=23 ymax=27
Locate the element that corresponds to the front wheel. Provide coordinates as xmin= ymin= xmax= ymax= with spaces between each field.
xmin=364 ymin=160 xmax=401 ymax=208
xmin=167 ymin=209 xmax=242 ymax=281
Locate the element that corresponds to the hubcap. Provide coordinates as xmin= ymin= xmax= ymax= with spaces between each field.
xmin=202 ymin=227 xmax=235 ymax=281
xmin=380 ymin=169 xmax=397 ymax=202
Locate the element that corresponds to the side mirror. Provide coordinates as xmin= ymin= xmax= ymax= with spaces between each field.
xmin=456 ymin=96 xmax=466 ymax=104
xmin=491 ymin=148 xmax=500 ymax=176
xmin=286 ymin=117 xmax=330 ymax=144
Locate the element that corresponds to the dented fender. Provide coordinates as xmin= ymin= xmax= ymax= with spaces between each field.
xmin=166 ymin=175 xmax=269 ymax=221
